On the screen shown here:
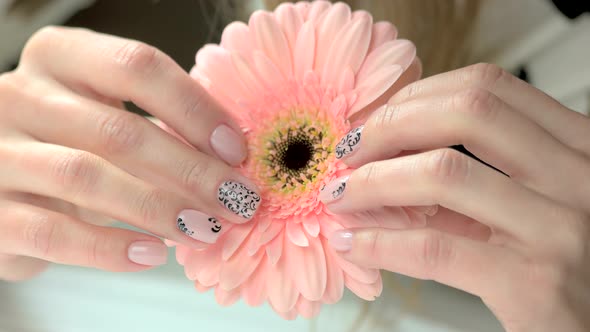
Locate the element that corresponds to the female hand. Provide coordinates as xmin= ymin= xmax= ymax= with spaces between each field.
xmin=321 ymin=63 xmax=590 ymax=331
xmin=0 ymin=26 xmax=260 ymax=281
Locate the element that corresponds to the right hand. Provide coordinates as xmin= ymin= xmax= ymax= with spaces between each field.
xmin=0 ymin=26 xmax=260 ymax=281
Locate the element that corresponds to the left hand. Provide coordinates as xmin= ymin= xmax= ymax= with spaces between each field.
xmin=320 ymin=63 xmax=590 ymax=332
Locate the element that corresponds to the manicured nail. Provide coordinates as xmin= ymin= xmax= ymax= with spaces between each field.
xmin=176 ymin=210 xmax=223 ymax=243
xmin=218 ymin=181 xmax=261 ymax=219
xmin=128 ymin=241 xmax=168 ymax=266
xmin=335 ymin=126 xmax=364 ymax=159
xmin=319 ymin=176 xmax=349 ymax=203
xmin=210 ymin=124 xmax=248 ymax=166
xmin=329 ymin=230 xmax=353 ymax=252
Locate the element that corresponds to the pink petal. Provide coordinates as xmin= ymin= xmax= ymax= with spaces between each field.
xmin=334 ymin=254 xmax=380 ymax=284
xmin=219 ymin=233 xmax=265 ymax=291
xmin=215 ymin=286 xmax=242 ymax=307
xmin=306 ymin=0 xmax=331 ymax=22
xmin=294 ymin=21 xmax=316 ymax=83
xmin=268 ymin=250 xmax=299 ymax=312
xmin=222 ymin=222 xmax=254 ymax=261
xmin=314 ymin=2 xmax=351 ymax=73
xmin=259 ymin=221 xmax=284 ymax=245
xmin=321 ymin=239 xmax=344 ymax=304
xmin=318 ymin=214 xmax=344 ymax=238
xmin=338 ymin=67 xmax=355 ymax=94
xmin=296 ymin=298 xmax=322 ymax=319
xmin=274 ymin=2 xmax=303 ymax=53
xmin=249 ymin=11 xmax=292 ymax=77
xmin=348 ymin=64 xmax=404 ymax=116
xmin=357 ymin=39 xmax=416 ymax=84
xmin=257 ymin=214 xmax=272 ymax=233
xmin=302 ymin=215 xmax=320 ymax=238
xmin=368 ymin=21 xmax=398 ymax=53
xmin=403 ymin=207 xmax=429 ymax=227
xmin=220 ymin=22 xmax=252 ymax=55
xmin=197 ymin=246 xmax=223 ymax=287
xmin=286 ymin=237 xmax=327 ymax=301
xmin=184 ymin=250 xmax=207 ymax=280
xmin=328 ymin=94 xmax=348 ymax=119
xmin=275 ymin=306 xmax=298 ymax=320
xmin=321 ymin=12 xmax=372 ymax=87
xmin=175 ymin=245 xmax=191 ymax=265
xmin=242 ymin=256 xmax=269 ymax=307
xmin=286 ymin=222 xmax=309 ymax=247
xmin=344 ymin=273 xmax=383 ymax=301
xmin=253 ymin=50 xmax=287 ymax=91
xmin=294 ymin=1 xmax=311 ymax=20
xmin=194 ymin=280 xmax=212 ymax=293
xmin=231 ymin=52 xmax=266 ymax=98
xmin=266 ymin=230 xmax=284 ymax=266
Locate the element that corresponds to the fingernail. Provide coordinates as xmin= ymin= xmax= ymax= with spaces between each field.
xmin=329 ymin=230 xmax=353 ymax=252
xmin=176 ymin=210 xmax=223 ymax=243
xmin=210 ymin=124 xmax=248 ymax=166
xmin=319 ymin=176 xmax=349 ymax=203
xmin=218 ymin=181 xmax=261 ymax=220
xmin=128 ymin=241 xmax=168 ymax=266
xmin=335 ymin=126 xmax=364 ymax=159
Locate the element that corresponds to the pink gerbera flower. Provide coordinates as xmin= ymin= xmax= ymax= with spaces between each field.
xmin=176 ymin=1 xmax=419 ymax=319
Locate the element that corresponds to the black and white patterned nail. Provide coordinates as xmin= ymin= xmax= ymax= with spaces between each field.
xmin=335 ymin=126 xmax=364 ymax=159
xmin=176 ymin=209 xmax=223 ymax=243
xmin=217 ymin=181 xmax=261 ymax=219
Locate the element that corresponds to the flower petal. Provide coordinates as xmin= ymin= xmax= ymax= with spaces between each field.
xmin=220 ymin=22 xmax=252 ymax=55
xmin=274 ymin=306 xmax=299 ymax=320
xmin=266 ymin=230 xmax=284 ymax=266
xmin=231 ymin=51 xmax=266 ymax=98
xmin=306 ymin=0 xmax=331 ymax=22
xmin=314 ymin=2 xmax=351 ymax=73
xmin=222 ymin=222 xmax=255 ymax=261
xmin=318 ymin=214 xmax=344 ymax=238
xmin=250 ymin=11 xmax=292 ymax=77
xmin=321 ymin=11 xmax=372 ymax=87
xmin=294 ymin=1 xmax=311 ymax=20
xmin=253 ymin=50 xmax=287 ymax=91
xmin=321 ymin=239 xmax=344 ymax=304
xmin=348 ymin=64 xmax=404 ymax=117
xmin=242 ymin=256 xmax=269 ymax=307
xmin=294 ymin=21 xmax=316 ymax=83
xmin=357 ymin=39 xmax=416 ymax=84
xmin=344 ymin=273 xmax=383 ymax=301
xmin=194 ymin=280 xmax=212 ymax=293
xmin=334 ymin=254 xmax=380 ymax=284
xmin=220 ymin=233 xmax=265 ymax=291
xmin=268 ymin=249 xmax=299 ymax=312
xmin=286 ymin=221 xmax=309 ymax=247
xmin=274 ymin=2 xmax=303 ymax=53
xmin=257 ymin=214 xmax=272 ymax=233
xmin=194 ymin=245 xmax=223 ymax=287
xmin=368 ymin=21 xmax=398 ymax=53
xmin=215 ymin=286 xmax=242 ymax=307
xmin=302 ymin=215 xmax=320 ymax=238
xmin=296 ymin=298 xmax=322 ymax=319
xmin=175 ymin=245 xmax=191 ymax=265
xmin=259 ymin=221 xmax=284 ymax=246
xmin=337 ymin=67 xmax=355 ymax=94
xmin=286 ymin=237 xmax=327 ymax=301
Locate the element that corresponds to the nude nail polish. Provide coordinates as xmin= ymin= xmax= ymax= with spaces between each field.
xmin=319 ymin=176 xmax=349 ymax=203
xmin=176 ymin=210 xmax=223 ymax=243
xmin=210 ymin=124 xmax=248 ymax=166
xmin=217 ymin=181 xmax=261 ymax=219
xmin=335 ymin=126 xmax=364 ymax=159
xmin=128 ymin=241 xmax=168 ymax=266
xmin=329 ymin=230 xmax=353 ymax=252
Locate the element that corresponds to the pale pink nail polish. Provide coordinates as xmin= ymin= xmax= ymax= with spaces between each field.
xmin=329 ymin=230 xmax=353 ymax=252
xmin=128 ymin=241 xmax=168 ymax=266
xmin=319 ymin=176 xmax=349 ymax=203
xmin=176 ymin=210 xmax=223 ymax=244
xmin=210 ymin=124 xmax=247 ymax=166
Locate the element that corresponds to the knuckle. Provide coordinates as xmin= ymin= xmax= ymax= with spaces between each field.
xmin=357 ymin=162 xmax=383 ymax=188
xmin=397 ymin=81 xmax=423 ymax=102
xmin=422 ymin=149 xmax=471 ymax=187
xmin=523 ymin=261 xmax=567 ymax=304
xmin=466 ymin=63 xmax=508 ymax=89
xmin=84 ymin=232 xmax=104 ymax=267
xmin=112 ymin=41 xmax=163 ymax=76
xmin=177 ymin=158 xmax=216 ymax=193
xmin=372 ymin=104 xmax=399 ymax=130
xmin=450 ymin=88 xmax=499 ymax=121
xmin=22 ymin=26 xmax=65 ymax=60
xmin=414 ymin=230 xmax=454 ymax=279
xmin=95 ymin=112 xmax=145 ymax=155
xmin=50 ymin=150 xmax=101 ymax=196
xmin=134 ymin=189 xmax=168 ymax=226
xmin=23 ymin=213 xmax=56 ymax=258
xmin=181 ymin=85 xmax=209 ymax=122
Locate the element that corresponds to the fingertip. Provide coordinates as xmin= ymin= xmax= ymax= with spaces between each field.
xmin=328 ymin=229 xmax=353 ymax=252
xmin=127 ymin=240 xmax=169 ymax=266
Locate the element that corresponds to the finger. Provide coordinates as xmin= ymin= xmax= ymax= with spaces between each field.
xmin=328 ymin=227 xmax=520 ymax=299
xmin=337 ymin=89 xmax=589 ymax=209
xmin=20 ymin=26 xmax=247 ymax=166
xmin=320 ymin=148 xmax=578 ymax=246
xmin=0 ymin=142 xmax=253 ymax=247
xmin=389 ymin=63 xmax=590 ymax=156
xmin=5 ymin=85 xmax=260 ymax=220
xmin=0 ymin=253 xmax=49 ymax=282
xmin=0 ymin=201 xmax=169 ymax=271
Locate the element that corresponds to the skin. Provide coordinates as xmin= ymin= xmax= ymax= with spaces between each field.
xmin=326 ymin=62 xmax=590 ymax=331
xmin=0 ymin=26 xmax=254 ymax=280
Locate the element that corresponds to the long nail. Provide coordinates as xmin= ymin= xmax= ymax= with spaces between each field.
xmin=329 ymin=230 xmax=353 ymax=252
xmin=319 ymin=176 xmax=349 ymax=203
xmin=210 ymin=124 xmax=248 ymax=166
xmin=217 ymin=181 xmax=261 ymax=220
xmin=335 ymin=126 xmax=364 ymax=159
xmin=176 ymin=210 xmax=223 ymax=243
xmin=128 ymin=241 xmax=168 ymax=266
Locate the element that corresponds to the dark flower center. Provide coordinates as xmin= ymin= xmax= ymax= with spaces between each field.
xmin=277 ymin=135 xmax=314 ymax=172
